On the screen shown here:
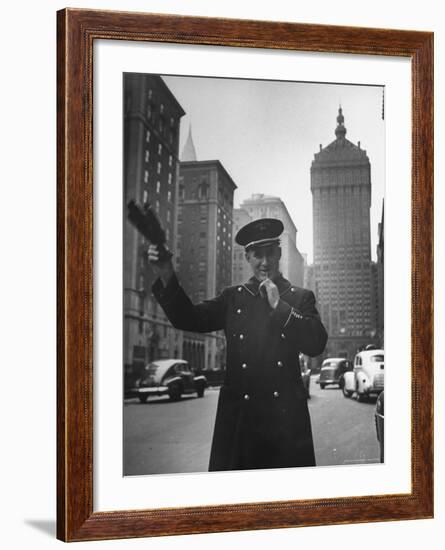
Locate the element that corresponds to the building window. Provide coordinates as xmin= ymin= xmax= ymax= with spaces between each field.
xmin=199 ymin=182 xmax=209 ymax=200
xmin=179 ymin=185 xmax=185 ymax=200
xmin=142 ymin=190 xmax=148 ymax=204
xmin=144 ymin=170 xmax=149 ymax=183
xmin=167 ymin=191 xmax=172 ymax=202
xmin=146 ymin=103 xmax=152 ymax=119
xmin=156 ymin=181 xmax=161 ymax=194
xmin=158 ymin=144 xmax=162 ymax=155
xmin=167 ymin=210 xmax=171 ymax=222
xmin=168 ymin=173 xmax=172 ymax=185
xmin=155 ymin=200 xmax=160 ymax=213
xmin=157 ymin=162 xmax=161 ymax=174
xmin=160 ymin=103 xmax=164 ymax=114
xmin=148 ymin=89 xmax=153 ymax=100
xmin=168 ymin=155 xmax=173 ymax=166
xmin=144 ymin=149 xmax=150 ymax=163
xmin=145 ymin=130 xmax=150 ymax=143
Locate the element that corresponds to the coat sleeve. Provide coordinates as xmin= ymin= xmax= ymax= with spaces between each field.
xmin=270 ymin=290 xmax=328 ymax=357
xmin=152 ymin=273 xmax=227 ymax=333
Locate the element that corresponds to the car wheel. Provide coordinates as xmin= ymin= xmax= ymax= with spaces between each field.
xmin=169 ymin=383 xmax=182 ymax=401
xmin=356 ymin=389 xmax=365 ymax=402
xmin=139 ymin=395 xmax=148 ymax=404
xmin=197 ymin=385 xmax=205 ymax=398
xmin=342 ymin=385 xmax=353 ymax=398
xmin=320 ymin=383 xmax=325 ymax=389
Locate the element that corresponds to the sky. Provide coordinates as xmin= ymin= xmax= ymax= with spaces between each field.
xmin=163 ymin=75 xmax=385 ymax=262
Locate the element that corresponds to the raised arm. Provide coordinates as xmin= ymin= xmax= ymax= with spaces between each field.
xmin=148 ymin=244 xmax=226 ymax=333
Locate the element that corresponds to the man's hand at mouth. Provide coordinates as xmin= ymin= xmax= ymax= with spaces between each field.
xmin=258 ymin=278 xmax=280 ymax=309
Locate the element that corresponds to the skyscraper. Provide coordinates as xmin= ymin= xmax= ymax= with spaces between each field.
xmin=239 ymin=194 xmax=304 ymax=286
xmin=178 ymin=157 xmax=237 ymax=370
xmin=311 ymin=107 xmax=378 ymax=359
xmin=123 ymin=74 xmax=185 ymax=385
xmin=232 ymin=208 xmax=253 ymax=286
xmin=376 ymin=201 xmax=384 ymax=347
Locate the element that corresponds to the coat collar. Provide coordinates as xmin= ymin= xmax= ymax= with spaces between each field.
xmin=242 ymin=274 xmax=293 ymax=297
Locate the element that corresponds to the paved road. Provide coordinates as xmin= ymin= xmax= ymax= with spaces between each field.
xmin=309 ymin=378 xmax=380 ymax=466
xmin=124 ymin=391 xmax=218 ymax=475
xmin=123 ymin=377 xmax=380 ymax=476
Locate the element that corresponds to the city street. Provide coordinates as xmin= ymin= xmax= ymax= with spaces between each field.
xmin=123 ymin=376 xmax=381 ymax=476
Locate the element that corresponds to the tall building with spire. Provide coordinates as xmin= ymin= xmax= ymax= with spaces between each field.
xmin=311 ymin=107 xmax=378 ymax=360
xmin=181 ymin=125 xmax=198 ymax=162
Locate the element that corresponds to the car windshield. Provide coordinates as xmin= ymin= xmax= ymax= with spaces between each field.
xmin=322 ymin=362 xmax=338 ymax=368
xmin=370 ymin=355 xmax=384 ymax=362
xmin=145 ymin=363 xmax=159 ymax=374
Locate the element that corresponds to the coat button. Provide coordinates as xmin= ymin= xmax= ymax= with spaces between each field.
xmin=281 ymin=333 xmax=285 ymax=339
xmin=291 ymin=287 xmax=296 ymax=292
xmin=277 ymin=361 xmax=283 ymax=367
xmin=273 ymin=391 xmax=280 ymax=398
xmin=237 ymin=287 xmax=242 ymax=292
xmin=241 ymin=363 xmax=247 ymax=369
xmin=239 ymin=334 xmax=244 ymax=340
xmin=244 ymin=394 xmax=250 ymax=400
xmin=236 ymin=308 xmax=242 ymax=314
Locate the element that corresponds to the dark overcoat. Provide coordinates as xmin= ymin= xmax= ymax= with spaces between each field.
xmin=152 ymin=273 xmax=328 ymax=472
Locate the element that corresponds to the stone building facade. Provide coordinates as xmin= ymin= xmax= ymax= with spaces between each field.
xmin=376 ymin=201 xmax=385 ymax=346
xmin=232 ymin=208 xmax=253 ymax=286
xmin=239 ymin=194 xmax=304 ymax=286
xmin=123 ymin=74 xmax=185 ymax=387
xmin=177 ymin=159 xmax=237 ymax=371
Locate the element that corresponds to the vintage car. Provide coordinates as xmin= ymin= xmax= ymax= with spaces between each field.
xmin=317 ymin=358 xmax=353 ymax=389
xmin=375 ymin=390 xmax=384 ymax=462
xmin=132 ymin=359 xmax=207 ymax=403
xmin=342 ymin=348 xmax=384 ymax=401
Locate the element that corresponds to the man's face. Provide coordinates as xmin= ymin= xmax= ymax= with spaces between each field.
xmin=245 ymin=244 xmax=281 ymax=281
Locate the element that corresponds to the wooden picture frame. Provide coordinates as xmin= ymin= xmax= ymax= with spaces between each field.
xmin=57 ymin=8 xmax=433 ymax=542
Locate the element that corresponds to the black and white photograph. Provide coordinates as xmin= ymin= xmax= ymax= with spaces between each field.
xmin=123 ymin=73 xmax=385 ymax=476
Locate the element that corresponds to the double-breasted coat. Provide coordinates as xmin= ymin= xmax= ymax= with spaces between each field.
xmin=152 ymin=273 xmax=328 ymax=472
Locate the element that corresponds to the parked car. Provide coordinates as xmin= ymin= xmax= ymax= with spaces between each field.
xmin=132 ymin=359 xmax=207 ymax=403
xmin=317 ymin=358 xmax=353 ymax=389
xmin=375 ymin=391 xmax=384 ymax=462
xmin=342 ymin=349 xmax=384 ymax=401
